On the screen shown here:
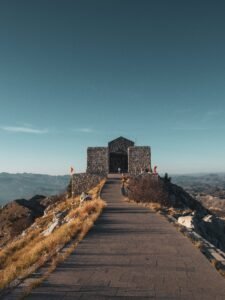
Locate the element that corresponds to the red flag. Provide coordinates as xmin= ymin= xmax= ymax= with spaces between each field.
xmin=70 ymin=167 xmax=74 ymax=174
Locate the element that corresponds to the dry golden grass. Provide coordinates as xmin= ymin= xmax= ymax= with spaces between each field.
xmin=146 ymin=202 xmax=162 ymax=211
xmin=35 ymin=214 xmax=54 ymax=227
xmin=0 ymin=228 xmax=42 ymax=268
xmin=23 ymin=203 xmax=103 ymax=298
xmin=123 ymin=194 xmax=165 ymax=216
xmin=126 ymin=198 xmax=163 ymax=212
xmin=0 ymin=179 xmax=106 ymax=290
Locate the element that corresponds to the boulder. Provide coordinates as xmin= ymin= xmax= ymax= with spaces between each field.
xmin=197 ymin=215 xmax=225 ymax=250
xmin=178 ymin=215 xmax=195 ymax=229
xmin=55 ymin=209 xmax=69 ymax=220
xmin=42 ymin=209 xmax=69 ymax=237
xmin=42 ymin=219 xmax=59 ymax=236
xmin=203 ymin=214 xmax=213 ymax=223
xmin=80 ymin=192 xmax=92 ymax=204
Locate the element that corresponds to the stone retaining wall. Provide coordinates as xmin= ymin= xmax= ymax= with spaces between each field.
xmin=67 ymin=173 xmax=105 ymax=197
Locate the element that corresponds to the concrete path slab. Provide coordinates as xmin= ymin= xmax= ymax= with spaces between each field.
xmin=9 ymin=179 xmax=225 ymax=299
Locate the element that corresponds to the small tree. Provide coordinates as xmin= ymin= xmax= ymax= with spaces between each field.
xmin=164 ymin=173 xmax=171 ymax=183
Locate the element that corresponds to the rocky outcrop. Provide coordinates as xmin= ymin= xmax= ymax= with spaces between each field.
xmin=178 ymin=215 xmax=195 ymax=229
xmin=197 ymin=214 xmax=225 ymax=251
xmin=42 ymin=209 xmax=70 ymax=236
xmin=15 ymin=195 xmax=46 ymax=216
xmin=176 ymin=211 xmax=225 ymax=251
xmin=0 ymin=193 xmax=70 ymax=247
xmin=0 ymin=195 xmax=46 ymax=246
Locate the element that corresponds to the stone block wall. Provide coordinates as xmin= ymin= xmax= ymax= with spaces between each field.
xmin=67 ymin=173 xmax=105 ymax=197
xmin=87 ymin=147 xmax=108 ymax=174
xmin=128 ymin=146 xmax=151 ymax=174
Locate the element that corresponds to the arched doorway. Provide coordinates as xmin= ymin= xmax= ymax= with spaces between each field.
xmin=109 ymin=152 xmax=128 ymax=173
xmin=108 ymin=136 xmax=134 ymax=173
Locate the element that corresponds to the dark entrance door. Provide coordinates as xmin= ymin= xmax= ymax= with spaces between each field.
xmin=109 ymin=152 xmax=128 ymax=173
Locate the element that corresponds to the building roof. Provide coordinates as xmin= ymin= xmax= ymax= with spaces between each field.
xmin=108 ymin=136 xmax=134 ymax=145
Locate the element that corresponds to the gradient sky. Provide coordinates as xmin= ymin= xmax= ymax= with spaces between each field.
xmin=0 ymin=0 xmax=225 ymax=175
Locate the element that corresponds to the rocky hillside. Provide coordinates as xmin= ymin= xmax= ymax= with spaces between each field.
xmin=0 ymin=179 xmax=106 ymax=291
xmin=0 ymin=173 xmax=104 ymax=248
xmin=124 ymin=173 xmax=206 ymax=211
xmin=0 ymin=195 xmax=64 ymax=247
xmin=172 ymin=173 xmax=225 ymax=217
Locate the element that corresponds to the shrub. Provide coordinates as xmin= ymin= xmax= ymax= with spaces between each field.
xmin=126 ymin=174 xmax=170 ymax=206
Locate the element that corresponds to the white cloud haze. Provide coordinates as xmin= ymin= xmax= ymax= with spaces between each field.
xmin=73 ymin=128 xmax=95 ymax=133
xmin=1 ymin=126 xmax=48 ymax=134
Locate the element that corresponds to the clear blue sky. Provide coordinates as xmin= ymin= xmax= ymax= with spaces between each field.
xmin=0 ymin=0 xmax=225 ymax=175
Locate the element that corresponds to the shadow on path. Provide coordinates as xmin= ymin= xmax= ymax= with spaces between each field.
xmin=7 ymin=179 xmax=225 ymax=299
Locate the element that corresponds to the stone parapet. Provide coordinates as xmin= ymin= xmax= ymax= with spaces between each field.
xmin=67 ymin=173 xmax=105 ymax=197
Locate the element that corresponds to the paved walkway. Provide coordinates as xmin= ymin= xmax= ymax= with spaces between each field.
xmin=12 ymin=179 xmax=225 ymax=299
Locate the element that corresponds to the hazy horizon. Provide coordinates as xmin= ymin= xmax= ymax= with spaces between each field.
xmin=1 ymin=171 xmax=225 ymax=177
xmin=1 ymin=0 xmax=225 ymax=174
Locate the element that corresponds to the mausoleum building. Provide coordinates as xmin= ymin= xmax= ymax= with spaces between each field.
xmin=87 ymin=136 xmax=151 ymax=175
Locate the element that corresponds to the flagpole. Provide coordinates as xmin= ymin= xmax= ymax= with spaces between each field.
xmin=70 ymin=167 xmax=74 ymax=199
xmin=71 ymin=173 xmax=74 ymax=199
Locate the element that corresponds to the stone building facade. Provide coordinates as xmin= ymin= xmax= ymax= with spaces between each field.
xmin=128 ymin=146 xmax=151 ymax=174
xmin=87 ymin=136 xmax=151 ymax=175
xmin=86 ymin=147 xmax=108 ymax=174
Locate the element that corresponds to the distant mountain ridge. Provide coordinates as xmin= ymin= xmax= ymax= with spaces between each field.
xmin=1 ymin=172 xmax=225 ymax=207
xmin=0 ymin=173 xmax=70 ymax=205
xmin=172 ymin=173 xmax=225 ymax=195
